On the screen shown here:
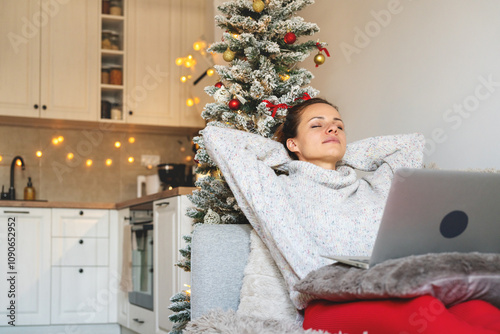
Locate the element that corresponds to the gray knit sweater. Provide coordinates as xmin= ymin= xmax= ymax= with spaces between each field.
xmin=203 ymin=125 xmax=425 ymax=309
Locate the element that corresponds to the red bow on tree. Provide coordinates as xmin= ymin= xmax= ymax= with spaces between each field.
xmin=262 ymin=100 xmax=290 ymax=117
xmin=263 ymin=93 xmax=312 ymax=117
xmin=295 ymin=92 xmax=311 ymax=101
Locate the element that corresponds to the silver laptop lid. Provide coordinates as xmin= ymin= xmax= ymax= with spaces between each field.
xmin=369 ymin=168 xmax=500 ymax=267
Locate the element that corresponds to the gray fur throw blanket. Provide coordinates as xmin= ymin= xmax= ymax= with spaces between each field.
xmin=184 ymin=309 xmax=328 ymax=334
xmin=295 ymin=252 xmax=500 ymax=308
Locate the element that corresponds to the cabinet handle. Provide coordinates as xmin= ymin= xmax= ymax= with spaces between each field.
xmin=34 ymin=104 xmax=39 ymax=109
xmin=155 ymin=202 xmax=170 ymax=207
xmin=3 ymin=210 xmax=30 ymax=214
xmin=124 ymin=216 xmax=132 ymax=221
xmin=133 ymin=318 xmax=144 ymax=324
xmin=79 ymin=268 xmax=84 ymax=273
xmin=128 ymin=110 xmax=133 ymax=115
xmin=79 ymin=210 xmax=84 ymax=216
xmin=42 ymin=105 xmax=47 ymax=110
xmin=79 ymin=239 xmax=84 ymax=244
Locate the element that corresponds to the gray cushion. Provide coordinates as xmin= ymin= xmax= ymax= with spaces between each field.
xmin=191 ymin=224 xmax=252 ymax=319
xmin=295 ymin=252 xmax=500 ymax=308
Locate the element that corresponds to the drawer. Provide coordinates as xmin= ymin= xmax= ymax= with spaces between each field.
xmin=128 ymin=304 xmax=154 ymax=334
xmin=52 ymin=209 xmax=109 ymax=237
xmin=51 ymin=267 xmax=109 ymax=324
xmin=52 ymin=237 xmax=109 ymax=266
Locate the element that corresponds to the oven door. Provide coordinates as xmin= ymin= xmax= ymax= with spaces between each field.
xmin=128 ymin=222 xmax=154 ymax=310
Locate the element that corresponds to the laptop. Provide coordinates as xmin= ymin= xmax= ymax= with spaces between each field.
xmin=322 ymin=167 xmax=500 ymax=269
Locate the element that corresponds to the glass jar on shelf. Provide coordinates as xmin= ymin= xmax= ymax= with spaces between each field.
xmin=111 ymin=103 xmax=122 ymax=120
xmin=109 ymin=65 xmax=123 ymax=85
xmin=101 ymin=100 xmax=111 ymax=119
xmin=101 ymin=30 xmax=113 ymax=50
xmin=102 ymin=0 xmax=110 ymax=14
xmin=110 ymin=32 xmax=120 ymax=50
xmin=101 ymin=65 xmax=111 ymax=84
xmin=109 ymin=0 xmax=122 ymax=16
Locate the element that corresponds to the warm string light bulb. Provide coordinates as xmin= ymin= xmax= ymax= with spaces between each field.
xmin=186 ymin=98 xmax=194 ymax=107
xmin=128 ymin=137 xmax=135 ymax=143
xmin=206 ymin=68 xmax=215 ymax=76
xmin=86 ymin=159 xmax=93 ymax=167
xmin=128 ymin=157 xmax=134 ymax=163
xmin=115 ymin=141 xmax=121 ymax=148
xmin=105 ymin=159 xmax=112 ymax=166
xmin=67 ymin=153 xmax=74 ymax=160
xmin=36 ymin=151 xmax=42 ymax=158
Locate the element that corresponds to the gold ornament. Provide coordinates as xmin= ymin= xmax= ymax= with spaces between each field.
xmin=253 ymin=0 xmax=265 ymax=13
xmin=223 ymin=48 xmax=236 ymax=62
xmin=280 ymin=74 xmax=290 ymax=81
xmin=314 ymin=52 xmax=326 ymax=66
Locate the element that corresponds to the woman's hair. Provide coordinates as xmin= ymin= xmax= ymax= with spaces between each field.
xmin=273 ymin=97 xmax=339 ymax=160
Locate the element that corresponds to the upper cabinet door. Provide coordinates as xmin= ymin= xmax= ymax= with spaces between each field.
xmin=0 ymin=0 xmax=41 ymax=118
xmin=126 ymin=0 xmax=207 ymax=127
xmin=40 ymin=0 xmax=99 ymax=121
xmin=126 ymin=0 xmax=177 ymax=126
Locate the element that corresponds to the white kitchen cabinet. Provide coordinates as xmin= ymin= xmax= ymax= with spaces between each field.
xmin=51 ymin=266 xmax=109 ymax=324
xmin=128 ymin=304 xmax=154 ymax=334
xmin=116 ymin=207 xmax=130 ymax=328
xmin=0 ymin=0 xmax=99 ymax=121
xmin=52 ymin=208 xmax=109 ymax=238
xmin=50 ymin=208 xmax=111 ymax=324
xmin=0 ymin=208 xmax=51 ymax=326
xmin=154 ymin=195 xmax=193 ymax=333
xmin=124 ymin=0 xmax=206 ymax=128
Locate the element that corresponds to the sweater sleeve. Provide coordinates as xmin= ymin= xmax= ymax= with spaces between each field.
xmin=202 ymin=125 xmax=291 ymax=230
xmin=340 ymin=133 xmax=426 ymax=173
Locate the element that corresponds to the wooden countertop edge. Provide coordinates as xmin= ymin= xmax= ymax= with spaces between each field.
xmin=0 ymin=201 xmax=116 ymax=209
xmin=115 ymin=187 xmax=199 ymax=209
xmin=0 ymin=187 xmax=199 ymax=210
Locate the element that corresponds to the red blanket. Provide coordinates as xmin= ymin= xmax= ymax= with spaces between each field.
xmin=303 ymin=296 xmax=500 ymax=334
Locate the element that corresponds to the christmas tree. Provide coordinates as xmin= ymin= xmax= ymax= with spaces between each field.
xmin=168 ymin=0 xmax=327 ymax=332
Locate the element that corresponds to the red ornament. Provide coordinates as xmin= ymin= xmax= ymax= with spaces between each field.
xmin=215 ymin=82 xmax=223 ymax=88
xmin=284 ymin=32 xmax=296 ymax=44
xmin=228 ymin=98 xmax=241 ymax=110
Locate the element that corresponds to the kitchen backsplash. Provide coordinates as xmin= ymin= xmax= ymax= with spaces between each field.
xmin=0 ymin=124 xmax=197 ymax=203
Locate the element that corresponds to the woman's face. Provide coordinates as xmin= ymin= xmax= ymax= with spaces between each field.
xmin=286 ymin=103 xmax=346 ymax=170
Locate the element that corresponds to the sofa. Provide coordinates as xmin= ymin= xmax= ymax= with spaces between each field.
xmin=190 ymin=224 xmax=253 ymax=319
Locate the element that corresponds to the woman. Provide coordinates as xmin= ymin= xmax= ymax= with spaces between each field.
xmin=203 ymin=97 xmax=425 ymax=309
xmin=203 ymin=98 xmax=500 ymax=333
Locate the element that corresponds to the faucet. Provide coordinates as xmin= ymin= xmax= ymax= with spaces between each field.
xmin=9 ymin=156 xmax=25 ymax=200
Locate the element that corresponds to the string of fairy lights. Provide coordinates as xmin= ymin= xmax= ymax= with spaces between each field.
xmin=1 ymin=135 xmax=137 ymax=168
xmin=176 ymin=40 xmax=216 ymax=107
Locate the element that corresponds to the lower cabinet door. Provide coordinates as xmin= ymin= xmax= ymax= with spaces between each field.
xmin=128 ymin=304 xmax=154 ymax=334
xmin=51 ymin=267 xmax=109 ymax=324
xmin=0 ymin=208 xmax=51 ymax=326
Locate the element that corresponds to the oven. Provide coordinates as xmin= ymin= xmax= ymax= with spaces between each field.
xmin=128 ymin=209 xmax=154 ymax=311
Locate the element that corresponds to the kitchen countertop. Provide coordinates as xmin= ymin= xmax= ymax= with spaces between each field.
xmin=0 ymin=187 xmax=199 ymax=210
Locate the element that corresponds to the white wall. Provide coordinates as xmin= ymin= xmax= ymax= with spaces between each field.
xmin=300 ymin=0 xmax=500 ymax=169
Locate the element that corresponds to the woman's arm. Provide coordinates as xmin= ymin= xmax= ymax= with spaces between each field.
xmin=340 ymin=133 xmax=426 ymax=172
xmin=202 ymin=125 xmax=291 ymax=229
